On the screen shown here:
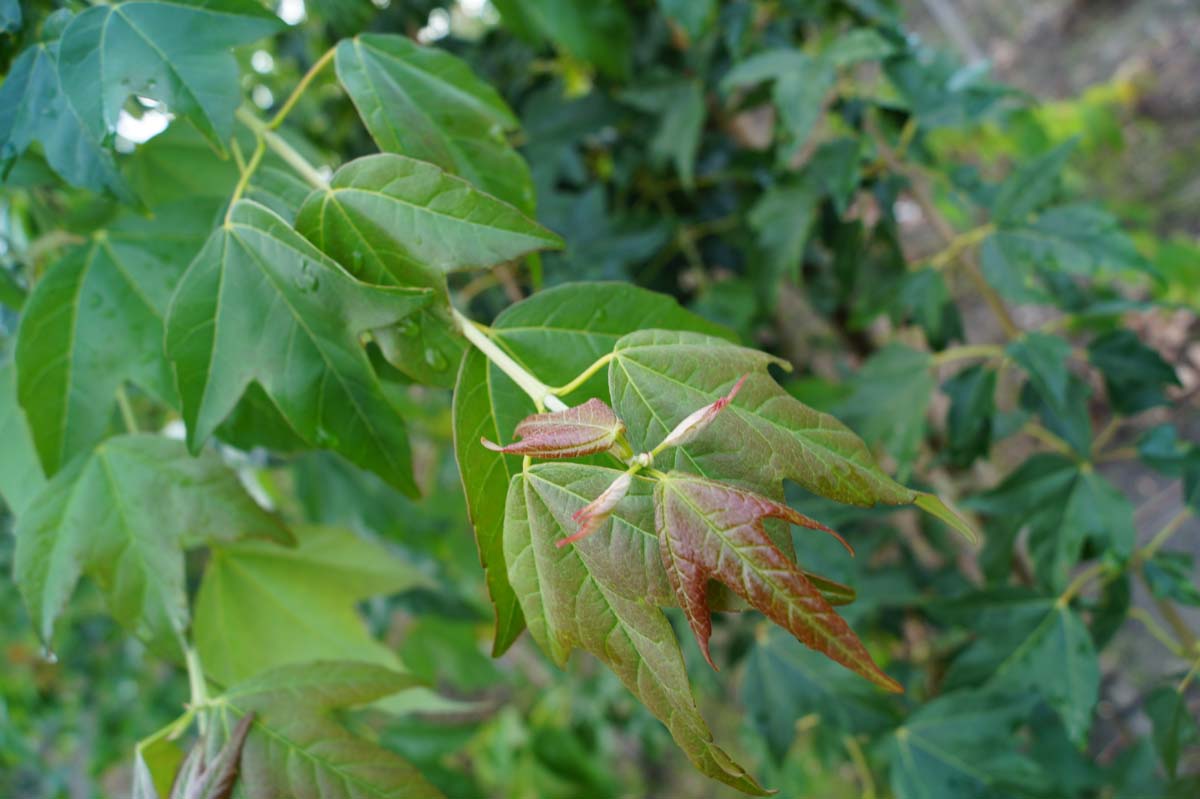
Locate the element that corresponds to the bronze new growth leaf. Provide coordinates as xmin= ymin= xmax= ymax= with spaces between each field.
xmin=654 ymin=472 xmax=901 ymax=693
xmin=482 ymin=397 xmax=625 ymax=458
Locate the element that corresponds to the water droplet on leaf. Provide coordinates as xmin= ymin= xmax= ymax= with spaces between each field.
xmin=424 ymin=347 xmax=448 ymax=371
xmin=397 ymin=317 xmax=421 ymax=338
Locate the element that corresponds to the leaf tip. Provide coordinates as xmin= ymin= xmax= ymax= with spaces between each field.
xmin=914 ymin=493 xmax=978 ymax=545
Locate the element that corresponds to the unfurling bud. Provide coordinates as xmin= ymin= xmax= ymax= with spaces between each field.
xmin=556 ymin=471 xmax=634 ymax=548
xmin=658 ymin=374 xmax=748 ymax=451
xmin=481 ymin=398 xmax=625 ymax=459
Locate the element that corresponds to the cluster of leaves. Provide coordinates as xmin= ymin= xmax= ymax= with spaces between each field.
xmin=1 ymin=0 xmax=1198 ymax=797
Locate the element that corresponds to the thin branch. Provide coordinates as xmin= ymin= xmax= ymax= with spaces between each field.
xmin=269 ymin=46 xmax=337 ymax=130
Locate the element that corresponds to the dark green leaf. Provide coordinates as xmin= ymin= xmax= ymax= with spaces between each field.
xmin=1145 ymin=686 xmax=1200 ymax=778
xmin=971 ymin=455 xmax=1133 ymax=589
xmin=836 ymin=344 xmax=934 ymax=479
xmin=492 ymin=0 xmax=632 ymax=78
xmin=58 ymin=0 xmax=280 ymax=153
xmin=993 ymin=140 xmax=1077 ymax=224
xmin=334 ymin=34 xmax=535 ymax=212
xmin=886 ymin=690 xmax=1047 ymax=799
xmin=945 ymin=595 xmax=1100 ymax=745
xmin=1143 ymin=551 xmax=1200 ymax=607
xmin=452 ymin=283 xmax=729 ymax=654
xmin=748 ymin=175 xmax=820 ymax=282
xmin=942 ymin=364 xmax=996 ymax=467
xmin=658 ymin=0 xmax=715 ymax=40
xmin=165 ymin=200 xmax=431 ymax=496
xmin=621 ymin=79 xmax=706 ymax=188
xmin=1088 ymin=329 xmax=1179 ymax=415
xmin=742 ymin=626 xmax=898 ymax=762
xmin=13 ymin=434 xmax=289 ymax=653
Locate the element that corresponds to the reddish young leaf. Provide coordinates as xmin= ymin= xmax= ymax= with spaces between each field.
xmin=654 ymin=473 xmax=900 ymax=693
xmin=482 ymin=398 xmax=625 ymax=458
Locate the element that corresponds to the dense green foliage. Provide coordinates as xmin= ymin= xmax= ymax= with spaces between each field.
xmin=1 ymin=1 xmax=1197 ymax=797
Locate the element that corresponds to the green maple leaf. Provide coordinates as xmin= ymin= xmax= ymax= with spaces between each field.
xmin=0 ymin=38 xmax=133 ymax=201
xmin=209 ymin=661 xmax=443 ymax=798
xmin=335 ymin=34 xmax=535 ymax=212
xmin=13 ymin=434 xmax=290 ymax=654
xmin=654 ymin=472 xmax=900 ymax=692
xmin=165 ymin=200 xmax=431 ymax=496
xmin=295 ymin=153 xmax=561 ymax=387
xmin=944 ymin=593 xmax=1100 ymax=746
xmin=194 ymin=524 xmax=432 ymax=687
xmin=58 ymin=0 xmax=281 ymax=153
xmin=452 ymin=283 xmax=731 ymax=654
xmin=16 ymin=201 xmax=215 ymax=475
xmin=504 ymin=463 xmax=768 ymax=795
xmin=886 ymin=690 xmax=1048 ymax=799
xmin=295 ymin=154 xmax=561 ymax=280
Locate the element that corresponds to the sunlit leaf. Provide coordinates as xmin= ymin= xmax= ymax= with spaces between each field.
xmin=194 ymin=525 xmax=432 ymax=686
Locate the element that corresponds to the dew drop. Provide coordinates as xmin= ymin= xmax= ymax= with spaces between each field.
xmin=424 ymin=346 xmax=448 ymax=371
xmin=294 ymin=264 xmax=319 ymax=292
xmin=41 ymin=646 xmax=58 ymax=664
xmin=396 ymin=317 xmax=421 ymax=338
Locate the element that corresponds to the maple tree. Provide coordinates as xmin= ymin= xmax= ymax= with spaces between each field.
xmin=1 ymin=0 xmax=1198 ymax=797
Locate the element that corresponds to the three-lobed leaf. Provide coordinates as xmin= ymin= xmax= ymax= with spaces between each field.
xmin=335 ymin=34 xmax=535 ymax=212
xmin=165 ymin=200 xmax=431 ymax=496
xmin=0 ymin=39 xmax=134 ymax=201
xmin=16 ymin=201 xmax=216 ymax=475
xmin=13 ymin=434 xmax=289 ymax=654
